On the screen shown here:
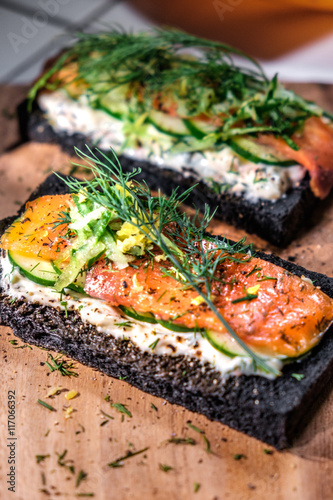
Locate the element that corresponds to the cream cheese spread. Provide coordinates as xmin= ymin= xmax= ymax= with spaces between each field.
xmin=38 ymin=90 xmax=305 ymax=203
xmin=1 ymin=254 xmax=282 ymax=379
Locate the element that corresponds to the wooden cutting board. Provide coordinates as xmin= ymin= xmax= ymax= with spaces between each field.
xmin=1 ymin=84 xmax=333 ymax=500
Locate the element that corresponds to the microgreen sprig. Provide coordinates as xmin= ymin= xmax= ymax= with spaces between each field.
xmin=57 ymin=147 xmax=280 ymax=376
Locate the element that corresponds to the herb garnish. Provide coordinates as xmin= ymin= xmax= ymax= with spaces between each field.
xmin=29 ymin=28 xmax=331 ymax=141
xmin=187 ymin=422 xmax=204 ymax=434
xmin=101 ymin=409 xmax=114 ymax=420
xmin=111 ymin=403 xmax=132 ymax=418
xmin=76 ymin=470 xmax=88 ymax=488
xmin=257 ymin=275 xmax=278 ymax=282
xmin=291 ymin=373 xmax=305 ymax=381
xmin=108 ymin=447 xmax=149 ymax=468
xmin=58 ymin=147 xmax=279 ymax=376
xmin=37 ymin=399 xmax=56 ymax=412
xmin=159 ymin=463 xmax=173 ymax=473
xmin=203 ymin=435 xmax=212 ymax=454
xmin=56 ymin=449 xmax=75 ymax=474
xmin=36 ymin=454 xmax=50 ymax=464
xmin=231 ymin=293 xmax=258 ymax=304
xmin=166 ymin=436 xmax=196 ymax=446
xmin=245 ymin=265 xmax=262 ymax=278
xmin=45 ymin=353 xmax=78 ymax=377
xmin=148 ymin=338 xmax=160 ymax=350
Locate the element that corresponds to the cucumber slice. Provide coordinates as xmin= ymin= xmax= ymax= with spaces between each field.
xmin=95 ymin=101 xmax=124 ymax=121
xmin=52 ymin=261 xmax=86 ymax=294
xmin=158 ymin=319 xmax=195 ymax=333
xmin=203 ymin=329 xmax=288 ymax=360
xmin=8 ymin=251 xmax=58 ymax=287
xmin=149 ymin=110 xmax=189 ymax=137
xmin=98 ymin=84 xmax=130 ymax=118
xmin=119 ymin=305 xmax=157 ymax=324
xmin=119 ymin=306 xmax=195 ymax=333
xmin=229 ymin=137 xmax=295 ymax=166
xmin=184 ymin=118 xmax=218 ymax=140
xmin=203 ymin=329 xmax=247 ymax=358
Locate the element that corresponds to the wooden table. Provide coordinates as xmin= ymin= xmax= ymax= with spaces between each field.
xmin=1 ymin=85 xmax=333 ymax=500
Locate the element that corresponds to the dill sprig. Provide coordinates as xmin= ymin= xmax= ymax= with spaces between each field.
xmin=57 ymin=147 xmax=281 ymax=376
xmin=45 ymin=353 xmax=78 ymax=377
xmin=28 ymin=28 xmax=331 ymax=139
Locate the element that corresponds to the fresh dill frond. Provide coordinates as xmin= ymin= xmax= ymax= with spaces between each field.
xmin=28 ymin=28 xmax=332 ymax=139
xmin=56 ymin=146 xmax=281 ymax=376
xmin=52 ymin=210 xmax=71 ymax=229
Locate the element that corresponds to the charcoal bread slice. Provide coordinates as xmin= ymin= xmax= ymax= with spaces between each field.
xmin=18 ymin=101 xmax=317 ymax=248
xmin=1 ymin=174 xmax=333 ymax=449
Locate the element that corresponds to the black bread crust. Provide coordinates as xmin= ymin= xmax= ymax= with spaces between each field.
xmin=20 ymin=102 xmax=317 ymax=247
xmin=1 ymin=173 xmax=333 ymax=450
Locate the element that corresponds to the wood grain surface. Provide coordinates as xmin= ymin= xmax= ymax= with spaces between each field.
xmin=1 ymin=84 xmax=333 ymax=500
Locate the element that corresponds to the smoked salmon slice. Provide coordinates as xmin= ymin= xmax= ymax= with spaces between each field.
xmin=85 ymin=252 xmax=333 ymax=358
xmin=257 ymin=117 xmax=333 ymax=199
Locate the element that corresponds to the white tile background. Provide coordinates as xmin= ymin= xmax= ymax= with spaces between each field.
xmin=0 ymin=0 xmax=332 ymax=84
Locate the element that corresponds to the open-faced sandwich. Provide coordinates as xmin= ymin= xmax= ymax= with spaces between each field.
xmin=22 ymin=28 xmax=333 ymax=247
xmin=1 ymin=148 xmax=333 ymax=449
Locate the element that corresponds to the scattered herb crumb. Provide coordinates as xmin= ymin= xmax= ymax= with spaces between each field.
xmin=75 ymin=424 xmax=85 ymax=435
xmin=104 ymin=395 xmax=110 ymax=402
xmin=14 ymin=344 xmax=33 ymax=350
xmin=45 ymin=353 xmax=78 ymax=377
xmin=194 ymin=483 xmax=200 ymax=493
xmin=101 ymin=409 xmax=114 ymax=420
xmin=76 ymin=470 xmax=88 ymax=488
xmin=36 ymin=454 xmax=50 ymax=464
xmin=159 ymin=463 xmax=173 ymax=472
xmin=151 ymin=403 xmax=158 ymax=411
xmin=111 ymin=403 xmax=132 ymax=418
xmin=76 ymin=494 xmax=95 ymax=498
xmin=56 ymin=449 xmax=75 ymax=474
xmin=187 ymin=422 xmax=204 ymax=434
xmin=167 ymin=436 xmax=196 ymax=445
xmin=203 ymin=435 xmax=211 ymax=453
xmin=100 ymin=420 xmax=109 ymax=427
xmin=263 ymin=449 xmax=274 ymax=455
xmin=291 ymin=373 xmax=305 ymax=381
xmin=148 ymin=338 xmax=160 ymax=350
xmin=108 ymin=447 xmax=149 ymax=468
xmin=233 ymin=454 xmax=246 ymax=460
xmin=37 ymin=399 xmax=56 ymax=412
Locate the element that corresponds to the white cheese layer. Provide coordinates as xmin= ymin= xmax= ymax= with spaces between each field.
xmin=1 ymin=254 xmax=282 ymax=379
xmin=38 ymin=90 xmax=305 ymax=203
